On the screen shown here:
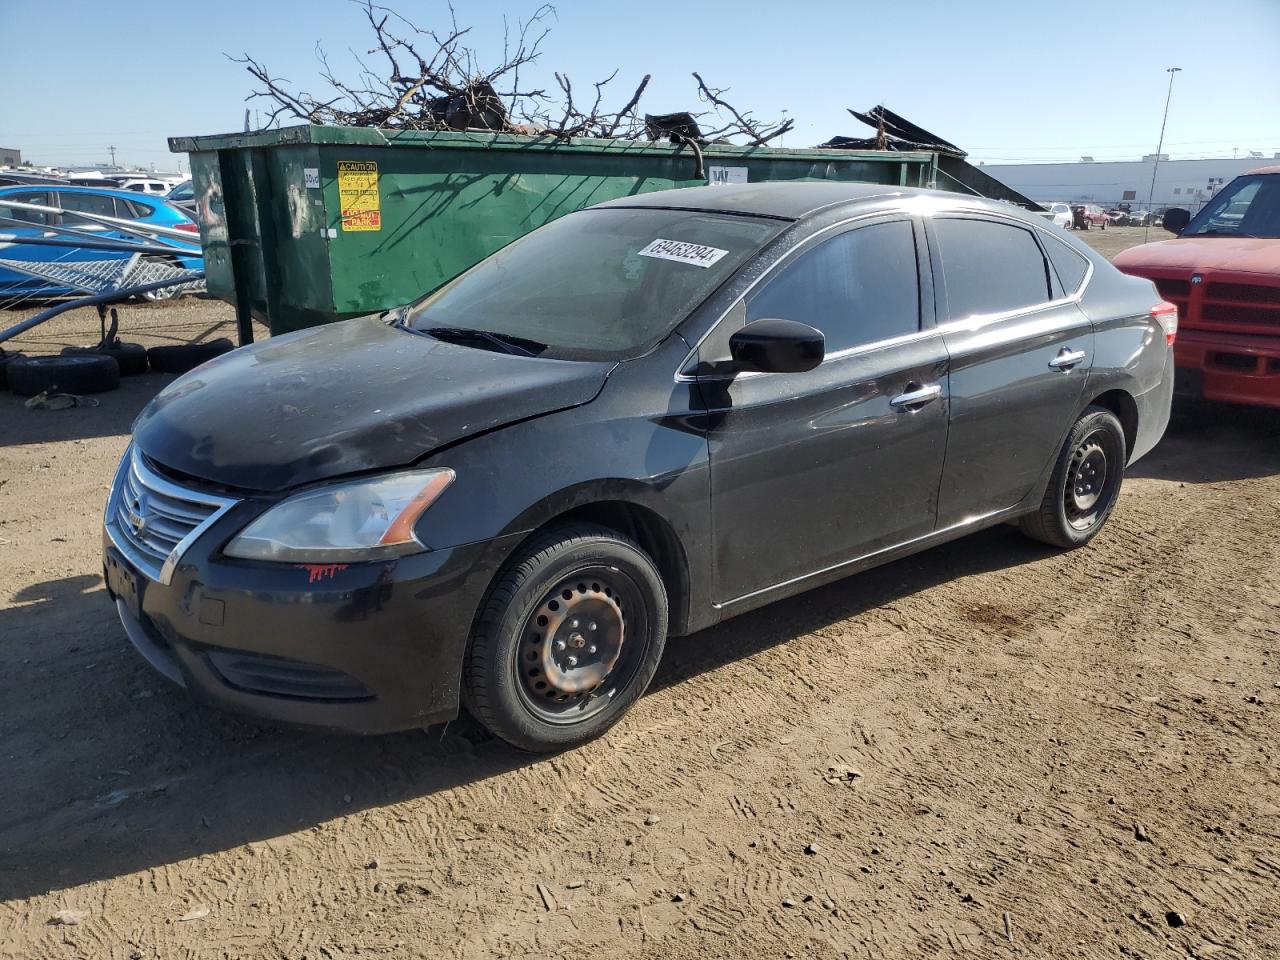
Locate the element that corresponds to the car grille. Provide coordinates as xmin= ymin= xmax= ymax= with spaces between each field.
xmin=1199 ymin=282 xmax=1280 ymax=332
xmin=1201 ymin=303 xmax=1280 ymax=328
xmin=1145 ymin=276 xmax=1280 ymax=335
xmin=107 ymin=446 xmax=239 ymax=583
xmin=1204 ymin=282 xmax=1280 ymax=305
xmin=1154 ymin=278 xmax=1191 ymax=299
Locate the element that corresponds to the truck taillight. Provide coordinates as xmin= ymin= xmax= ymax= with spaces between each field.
xmin=1152 ymin=300 xmax=1178 ymax=346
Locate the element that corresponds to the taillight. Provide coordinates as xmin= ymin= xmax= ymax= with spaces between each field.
xmin=173 ymin=222 xmax=199 ymax=233
xmin=1152 ymin=300 xmax=1178 ymax=346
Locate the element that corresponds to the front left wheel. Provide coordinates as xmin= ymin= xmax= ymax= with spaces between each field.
xmin=462 ymin=524 xmax=669 ymax=752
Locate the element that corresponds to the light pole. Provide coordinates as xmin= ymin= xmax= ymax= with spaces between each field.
xmin=1145 ymin=66 xmax=1181 ymax=241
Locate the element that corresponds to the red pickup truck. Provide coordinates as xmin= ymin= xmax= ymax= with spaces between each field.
xmin=1114 ymin=166 xmax=1280 ymax=408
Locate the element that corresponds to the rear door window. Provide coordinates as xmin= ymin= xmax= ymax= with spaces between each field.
xmin=59 ymin=192 xmax=117 ymax=218
xmin=934 ymin=217 xmax=1052 ymax=320
xmin=747 ymin=219 xmax=921 ymax=353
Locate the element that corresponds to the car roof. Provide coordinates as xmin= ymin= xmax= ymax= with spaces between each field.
xmin=592 ymin=181 xmax=1038 ymax=224
xmin=0 ymin=183 xmax=163 ymax=203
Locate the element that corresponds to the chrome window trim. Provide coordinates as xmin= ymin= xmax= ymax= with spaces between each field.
xmin=677 ymin=206 xmax=1095 ymax=383
xmin=104 ymin=445 xmax=240 ymax=585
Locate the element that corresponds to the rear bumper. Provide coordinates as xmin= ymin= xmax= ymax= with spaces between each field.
xmin=1130 ymin=348 xmax=1175 ymax=464
xmin=1174 ymin=330 xmax=1280 ymax=409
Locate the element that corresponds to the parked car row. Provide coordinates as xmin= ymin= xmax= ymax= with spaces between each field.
xmin=1036 ymin=202 xmax=1167 ymax=230
xmin=1035 ymin=202 xmax=1111 ymax=230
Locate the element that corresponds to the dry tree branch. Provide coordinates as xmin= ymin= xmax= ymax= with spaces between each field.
xmin=234 ymin=1 xmax=789 ymax=145
xmin=692 ymin=71 xmax=794 ymax=145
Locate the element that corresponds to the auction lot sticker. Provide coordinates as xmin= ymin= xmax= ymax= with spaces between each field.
xmin=637 ymin=238 xmax=729 ymax=268
xmin=337 ymin=161 xmax=381 ymax=232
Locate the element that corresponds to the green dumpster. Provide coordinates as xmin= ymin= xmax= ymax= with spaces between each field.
xmin=168 ymin=125 xmax=938 ymax=341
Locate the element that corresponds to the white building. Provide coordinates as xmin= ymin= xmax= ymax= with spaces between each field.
xmin=978 ymin=156 xmax=1280 ymax=211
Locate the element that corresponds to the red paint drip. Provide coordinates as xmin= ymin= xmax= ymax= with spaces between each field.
xmin=296 ymin=563 xmax=349 ymax=584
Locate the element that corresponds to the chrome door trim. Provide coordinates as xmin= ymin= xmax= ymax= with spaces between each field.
xmin=677 ymin=206 xmax=1096 ymax=384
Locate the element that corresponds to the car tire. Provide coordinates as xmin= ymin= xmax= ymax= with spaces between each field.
xmin=147 ymin=338 xmax=234 ymax=374
xmin=1101 ymin=220 xmax=1107 ymax=230
xmin=463 ymin=524 xmax=669 ymax=753
xmin=62 ymin=342 xmax=148 ymax=376
xmin=1019 ymin=406 xmax=1126 ymax=549
xmin=0 ymin=349 xmax=24 ymax=391
xmin=7 ymin=354 xmax=121 ymax=396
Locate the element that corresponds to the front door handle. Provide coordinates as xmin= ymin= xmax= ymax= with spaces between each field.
xmin=889 ymin=383 xmax=943 ymax=410
xmin=1049 ymin=348 xmax=1088 ymax=370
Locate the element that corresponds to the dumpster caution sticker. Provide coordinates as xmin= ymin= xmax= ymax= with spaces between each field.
xmin=337 ymin=161 xmax=381 ymax=232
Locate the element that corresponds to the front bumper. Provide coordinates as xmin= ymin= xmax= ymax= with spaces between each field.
xmin=103 ymin=517 xmax=519 ymax=735
xmin=1174 ymin=330 xmax=1280 ymax=409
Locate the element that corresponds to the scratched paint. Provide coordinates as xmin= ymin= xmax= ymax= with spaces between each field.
xmin=296 ymin=563 xmax=349 ymax=584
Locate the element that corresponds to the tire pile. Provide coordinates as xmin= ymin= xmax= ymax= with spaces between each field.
xmin=0 ymin=339 xmax=234 ymax=397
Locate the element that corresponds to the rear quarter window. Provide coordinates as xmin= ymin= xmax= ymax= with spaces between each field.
xmin=121 ymin=199 xmax=155 ymax=218
xmin=1042 ymin=234 xmax=1090 ymax=295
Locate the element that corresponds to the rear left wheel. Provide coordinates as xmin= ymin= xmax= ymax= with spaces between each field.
xmin=463 ymin=524 xmax=668 ymax=752
xmin=1020 ymin=406 xmax=1126 ymax=549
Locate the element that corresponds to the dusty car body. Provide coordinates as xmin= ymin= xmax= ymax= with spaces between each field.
xmin=1115 ymin=167 xmax=1280 ymax=408
xmin=104 ymin=182 xmax=1174 ymax=751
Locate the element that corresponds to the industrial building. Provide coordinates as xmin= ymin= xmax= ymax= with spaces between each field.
xmin=978 ymin=155 xmax=1280 ymax=212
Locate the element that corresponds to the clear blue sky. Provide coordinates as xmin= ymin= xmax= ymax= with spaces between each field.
xmin=3 ymin=0 xmax=1278 ymax=171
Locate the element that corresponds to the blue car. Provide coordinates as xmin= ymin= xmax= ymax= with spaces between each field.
xmin=0 ymin=185 xmax=203 ymax=300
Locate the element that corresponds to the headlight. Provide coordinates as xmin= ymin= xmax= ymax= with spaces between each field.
xmin=224 ymin=468 xmax=455 ymax=562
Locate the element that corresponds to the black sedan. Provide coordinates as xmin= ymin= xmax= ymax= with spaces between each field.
xmin=104 ymin=182 xmax=1175 ymax=751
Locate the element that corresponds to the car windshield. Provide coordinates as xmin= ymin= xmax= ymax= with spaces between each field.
xmin=1184 ymin=174 xmax=1280 ymax=238
xmin=405 ymin=207 xmax=782 ymax=361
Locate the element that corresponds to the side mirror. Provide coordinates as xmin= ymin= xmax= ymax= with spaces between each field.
xmin=729 ymin=318 xmax=825 ymax=374
xmin=1163 ymin=207 xmax=1191 ymax=235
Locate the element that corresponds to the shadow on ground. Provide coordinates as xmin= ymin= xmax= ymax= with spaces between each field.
xmin=1129 ymin=400 xmax=1280 ymax=483
xmin=0 ymin=525 xmax=1050 ymax=902
xmin=1 ymin=395 xmax=1276 ymax=902
xmin=0 ymin=374 xmax=169 ymax=447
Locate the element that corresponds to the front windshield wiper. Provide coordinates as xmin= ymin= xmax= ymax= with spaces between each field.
xmin=421 ymin=325 xmax=545 ymax=357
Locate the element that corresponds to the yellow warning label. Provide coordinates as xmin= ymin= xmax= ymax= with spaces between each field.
xmin=337 ymin=161 xmax=381 ymax=232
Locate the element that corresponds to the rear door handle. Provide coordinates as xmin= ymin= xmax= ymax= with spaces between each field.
xmin=1049 ymin=348 xmax=1087 ymax=370
xmin=889 ymin=383 xmax=943 ymax=409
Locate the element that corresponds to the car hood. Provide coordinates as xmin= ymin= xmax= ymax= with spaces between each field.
xmin=1113 ymin=236 xmax=1280 ymax=277
xmin=132 ymin=316 xmax=613 ymax=492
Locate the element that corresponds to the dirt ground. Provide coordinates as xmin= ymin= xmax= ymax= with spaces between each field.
xmin=2 ymin=226 xmax=1279 ymax=959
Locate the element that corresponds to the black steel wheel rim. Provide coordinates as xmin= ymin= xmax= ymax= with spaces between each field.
xmin=1063 ymin=429 xmax=1116 ymax=530
xmin=513 ymin=566 xmax=649 ymax=726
